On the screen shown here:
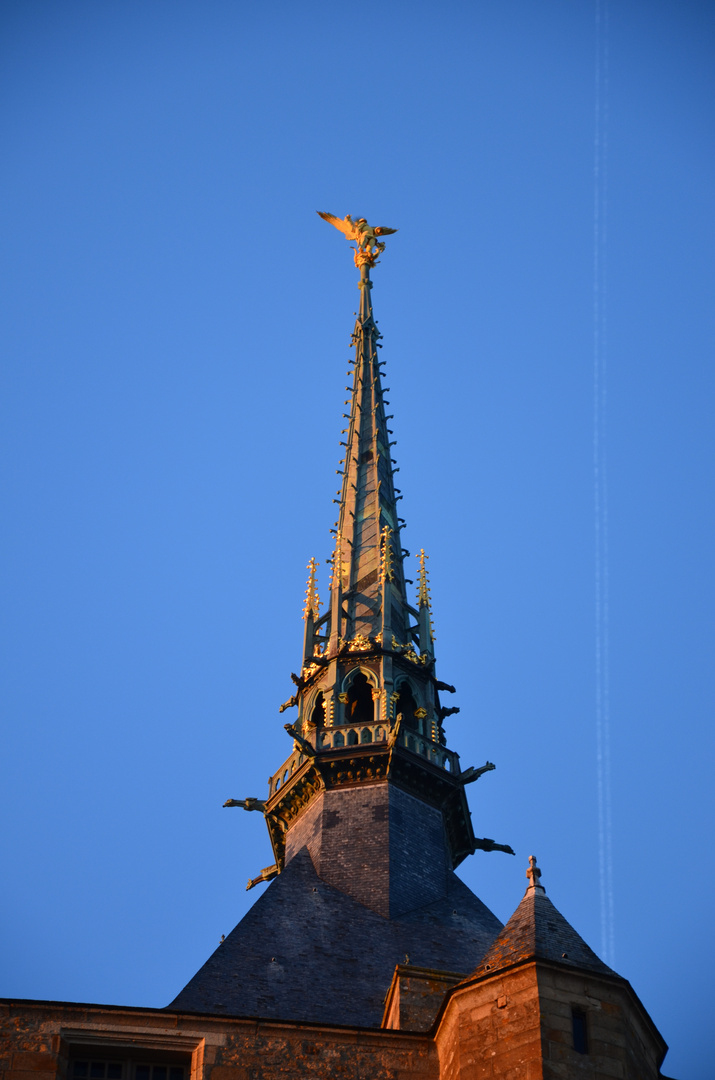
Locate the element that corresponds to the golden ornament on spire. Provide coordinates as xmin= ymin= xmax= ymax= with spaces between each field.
xmin=317 ymin=211 xmax=398 ymax=268
xmin=417 ymin=549 xmax=436 ymax=640
xmin=302 ymin=557 xmax=321 ymax=621
xmin=380 ymin=525 xmax=395 ymax=584
xmin=330 ymin=531 xmax=346 ymax=590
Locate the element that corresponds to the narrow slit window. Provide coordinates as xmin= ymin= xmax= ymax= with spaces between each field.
xmin=572 ymin=1008 xmax=588 ymax=1054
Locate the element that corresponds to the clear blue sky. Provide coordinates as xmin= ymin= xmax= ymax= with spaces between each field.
xmin=1 ymin=3 xmax=713 ymax=1077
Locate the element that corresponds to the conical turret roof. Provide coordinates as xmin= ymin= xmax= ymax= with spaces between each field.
xmin=471 ymin=862 xmax=614 ymax=979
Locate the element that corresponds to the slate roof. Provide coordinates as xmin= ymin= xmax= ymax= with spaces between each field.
xmin=470 ymin=884 xmax=614 ymax=980
xmin=169 ymin=846 xmax=503 ymax=1028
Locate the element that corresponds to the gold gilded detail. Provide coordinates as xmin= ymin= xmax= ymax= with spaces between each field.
xmin=348 ymin=633 xmax=373 ymax=652
xmin=302 ymin=662 xmax=322 ymax=681
xmin=303 ymin=557 xmax=321 ymax=621
xmin=417 ymin=549 xmax=436 ymax=640
xmin=338 ymin=692 xmax=349 ymax=704
xmin=414 ymin=707 xmax=428 ymax=720
xmin=330 ymin=531 xmax=348 ymax=590
xmin=380 ymin=525 xmax=395 ymax=584
xmin=392 ymin=635 xmax=428 ymax=666
xmin=317 ymin=212 xmax=398 ymax=269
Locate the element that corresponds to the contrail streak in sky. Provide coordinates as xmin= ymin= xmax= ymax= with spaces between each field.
xmin=594 ymin=0 xmax=615 ymax=968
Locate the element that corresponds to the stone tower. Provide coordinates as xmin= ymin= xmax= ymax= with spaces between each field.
xmin=170 ymin=220 xmax=513 ymax=1025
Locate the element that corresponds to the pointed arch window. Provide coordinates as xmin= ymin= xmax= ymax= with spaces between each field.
xmin=394 ymin=682 xmax=418 ymax=730
xmin=309 ymin=692 xmax=325 ymax=727
xmin=345 ymin=671 xmax=374 ymax=725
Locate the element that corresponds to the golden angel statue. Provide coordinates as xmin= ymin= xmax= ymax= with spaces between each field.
xmin=317 ymin=212 xmax=397 ymax=267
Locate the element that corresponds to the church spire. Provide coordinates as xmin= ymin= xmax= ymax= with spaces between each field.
xmin=224 ymin=213 xmax=513 ymax=893
xmin=326 ymin=258 xmax=410 ymax=650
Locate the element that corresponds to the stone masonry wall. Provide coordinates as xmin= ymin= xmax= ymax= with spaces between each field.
xmin=0 ymin=1002 xmax=437 ymax=1080
xmin=535 ymin=967 xmax=666 ymax=1080
xmin=434 ymin=962 xmax=669 ymax=1080
xmin=435 ymin=963 xmax=544 ymax=1080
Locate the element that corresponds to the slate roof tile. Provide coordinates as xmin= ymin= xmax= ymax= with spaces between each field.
xmin=471 ymin=885 xmax=614 ymax=980
xmin=169 ymin=846 xmax=502 ymax=1028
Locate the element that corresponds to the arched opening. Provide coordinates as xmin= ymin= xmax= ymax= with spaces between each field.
xmin=394 ymin=682 xmax=418 ymax=730
xmin=360 ymin=728 xmax=372 ymax=744
xmin=333 ymin=731 xmax=344 ymax=747
xmin=309 ymin=692 xmax=325 ymax=727
xmin=347 ymin=729 xmax=358 ymax=746
xmin=345 ymin=671 xmax=374 ymax=725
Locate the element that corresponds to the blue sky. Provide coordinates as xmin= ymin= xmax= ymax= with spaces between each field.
xmin=1 ymin=3 xmax=713 ymax=1077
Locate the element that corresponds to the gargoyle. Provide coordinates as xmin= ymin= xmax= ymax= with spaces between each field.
xmin=246 ymin=864 xmax=279 ymax=891
xmin=223 ymin=797 xmax=266 ymax=812
xmin=284 ymin=722 xmax=317 ymax=758
xmin=459 ymin=761 xmax=495 ymax=785
xmin=279 ymin=695 xmax=298 ymax=713
xmin=437 ymin=705 xmax=461 ymax=721
xmin=474 ymin=837 xmax=515 ymax=856
xmin=435 ymin=680 xmax=457 ymax=693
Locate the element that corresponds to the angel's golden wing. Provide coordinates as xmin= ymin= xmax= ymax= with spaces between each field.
xmin=373 ymin=226 xmax=398 ymax=236
xmin=317 ymin=211 xmax=358 ymax=240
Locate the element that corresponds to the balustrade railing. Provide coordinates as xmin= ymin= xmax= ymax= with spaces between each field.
xmin=267 ymin=721 xmax=460 ymax=799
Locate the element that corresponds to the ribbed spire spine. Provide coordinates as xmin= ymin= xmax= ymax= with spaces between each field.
xmin=326 ymin=263 xmax=408 ymax=645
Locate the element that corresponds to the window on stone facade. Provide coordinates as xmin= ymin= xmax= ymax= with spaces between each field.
xmin=572 ymin=1008 xmax=588 ymax=1054
xmin=71 ymin=1064 xmax=185 ymax=1080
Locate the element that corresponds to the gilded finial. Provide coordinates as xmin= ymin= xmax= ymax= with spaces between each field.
xmin=302 ymin=558 xmax=321 ymax=621
xmin=317 ymin=212 xmax=398 ymax=269
xmin=417 ymin=549 xmax=435 ymax=640
xmin=380 ymin=525 xmax=395 ymax=584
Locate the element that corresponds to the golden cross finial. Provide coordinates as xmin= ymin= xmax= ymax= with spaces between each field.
xmin=302 ymin=557 xmax=321 ymax=621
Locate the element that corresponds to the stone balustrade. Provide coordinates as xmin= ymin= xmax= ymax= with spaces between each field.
xmin=268 ymin=723 xmax=459 ymax=798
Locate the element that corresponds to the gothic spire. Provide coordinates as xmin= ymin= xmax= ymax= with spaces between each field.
xmin=326 ymin=259 xmax=410 ymax=649
xmin=221 ymin=213 xmax=513 ymax=887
